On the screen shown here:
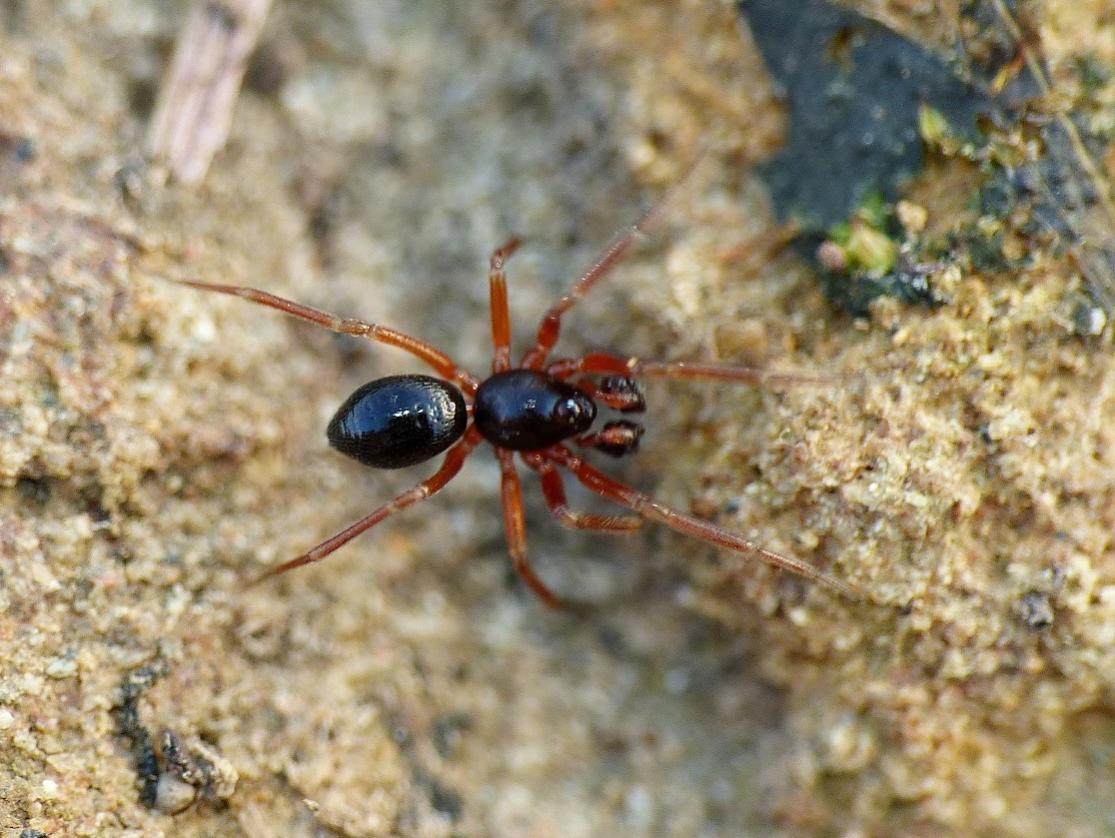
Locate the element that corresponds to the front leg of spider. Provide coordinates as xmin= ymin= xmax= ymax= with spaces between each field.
xmin=545 ymin=446 xmax=859 ymax=600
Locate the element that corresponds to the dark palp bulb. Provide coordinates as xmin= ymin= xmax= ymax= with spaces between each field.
xmin=327 ymin=374 xmax=468 ymax=469
xmin=596 ymin=376 xmax=646 ymax=413
xmin=579 ymin=420 xmax=645 ymax=457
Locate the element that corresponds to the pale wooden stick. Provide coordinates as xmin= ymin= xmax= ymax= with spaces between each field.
xmin=147 ymin=0 xmax=273 ymax=183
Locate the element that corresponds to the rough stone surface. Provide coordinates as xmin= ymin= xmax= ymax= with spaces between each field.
xmin=3 ymin=1 xmax=1115 ymax=836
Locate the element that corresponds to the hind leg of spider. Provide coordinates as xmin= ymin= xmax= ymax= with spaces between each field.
xmin=545 ymin=446 xmax=859 ymax=600
xmin=496 ymin=449 xmax=561 ymax=608
xmin=488 ymin=237 xmax=522 ymax=372
xmin=248 ymin=428 xmax=482 ymax=586
xmin=521 ymin=452 xmax=643 ymax=532
xmin=547 ymin=352 xmax=836 ymax=388
xmin=165 ymin=277 xmax=480 ymax=394
xmin=521 ymin=153 xmax=708 ymax=369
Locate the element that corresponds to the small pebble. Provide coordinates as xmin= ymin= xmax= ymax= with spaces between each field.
xmin=155 ymin=773 xmax=197 ymax=814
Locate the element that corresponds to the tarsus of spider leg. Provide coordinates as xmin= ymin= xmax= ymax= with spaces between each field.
xmin=547 ymin=446 xmax=859 ymax=601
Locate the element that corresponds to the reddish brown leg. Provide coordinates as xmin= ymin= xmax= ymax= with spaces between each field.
xmin=521 ymin=452 xmax=643 ymax=532
xmin=545 ymin=446 xmax=859 ymax=600
xmin=495 ymin=449 xmax=561 ymax=607
xmin=249 ymin=428 xmax=482 ymax=585
xmin=548 ymin=352 xmax=836 ymax=387
xmin=166 ymin=277 xmax=480 ymax=395
xmin=488 ymin=237 xmax=522 ymax=372
xmin=521 ymin=153 xmax=708 ymax=370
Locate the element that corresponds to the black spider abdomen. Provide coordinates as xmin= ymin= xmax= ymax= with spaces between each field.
xmin=327 ymin=374 xmax=468 ymax=469
xmin=473 ymin=369 xmax=596 ymax=450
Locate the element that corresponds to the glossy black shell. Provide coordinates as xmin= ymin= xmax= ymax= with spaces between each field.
xmin=327 ymin=374 xmax=468 ymax=469
xmin=473 ymin=369 xmax=596 ymax=450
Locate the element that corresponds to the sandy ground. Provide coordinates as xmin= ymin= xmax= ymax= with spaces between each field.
xmin=3 ymin=1 xmax=1115 ymax=836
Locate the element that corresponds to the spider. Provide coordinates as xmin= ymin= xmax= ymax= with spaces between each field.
xmin=170 ymin=188 xmax=858 ymax=605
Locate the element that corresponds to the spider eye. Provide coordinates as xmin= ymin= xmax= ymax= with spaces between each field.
xmin=550 ymin=392 xmax=595 ymax=433
xmin=555 ymin=398 xmax=581 ymax=419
